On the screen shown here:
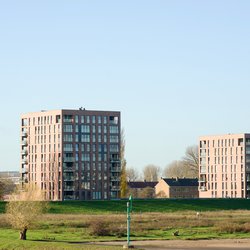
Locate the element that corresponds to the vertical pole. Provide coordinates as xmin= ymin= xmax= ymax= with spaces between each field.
xmin=127 ymin=201 xmax=130 ymax=247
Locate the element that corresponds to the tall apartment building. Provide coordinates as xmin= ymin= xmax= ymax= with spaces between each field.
xmin=199 ymin=134 xmax=250 ymax=198
xmin=21 ymin=109 xmax=121 ymax=201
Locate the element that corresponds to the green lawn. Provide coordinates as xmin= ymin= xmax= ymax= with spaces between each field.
xmin=2 ymin=198 xmax=250 ymax=214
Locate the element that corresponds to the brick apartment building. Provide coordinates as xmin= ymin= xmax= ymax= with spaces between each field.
xmin=199 ymin=133 xmax=250 ymax=198
xmin=21 ymin=109 xmax=121 ymax=201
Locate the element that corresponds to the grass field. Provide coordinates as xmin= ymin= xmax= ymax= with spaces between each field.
xmin=2 ymin=199 xmax=250 ymax=249
xmin=2 ymin=210 xmax=250 ymax=249
xmin=2 ymin=198 xmax=250 ymax=214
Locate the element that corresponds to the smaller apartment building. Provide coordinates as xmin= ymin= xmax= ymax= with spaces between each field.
xmin=199 ymin=134 xmax=250 ymax=198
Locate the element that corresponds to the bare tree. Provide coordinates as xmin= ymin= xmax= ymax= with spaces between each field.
xmin=163 ymin=145 xmax=199 ymax=178
xmin=143 ymin=164 xmax=160 ymax=181
xmin=182 ymin=145 xmax=199 ymax=177
xmin=126 ymin=167 xmax=139 ymax=182
xmin=120 ymin=128 xmax=127 ymax=198
xmin=6 ymin=183 xmax=48 ymax=240
xmin=163 ymin=160 xmax=190 ymax=178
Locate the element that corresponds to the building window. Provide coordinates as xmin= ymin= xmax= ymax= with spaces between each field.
xmin=103 ymin=116 xmax=107 ymax=124
xmin=86 ymin=116 xmax=90 ymax=123
xmin=63 ymin=125 xmax=73 ymax=133
xmin=81 ymin=125 xmax=90 ymax=133
xmin=110 ymin=126 xmax=118 ymax=134
xmin=82 ymin=134 xmax=90 ymax=142
xmin=81 ymin=116 xmax=84 ymax=123
xmin=98 ymin=116 xmax=102 ymax=124
xmin=82 ymin=153 xmax=90 ymax=161
xmin=63 ymin=134 xmax=73 ymax=142
xmin=98 ymin=126 xmax=102 ymax=134
xmin=75 ymin=115 xmax=79 ymax=123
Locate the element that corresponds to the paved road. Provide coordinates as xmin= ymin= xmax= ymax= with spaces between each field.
xmin=93 ymin=239 xmax=250 ymax=250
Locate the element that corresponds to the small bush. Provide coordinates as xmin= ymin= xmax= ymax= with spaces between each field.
xmin=216 ymin=223 xmax=250 ymax=233
xmin=112 ymin=225 xmax=126 ymax=238
xmin=89 ymin=220 xmax=111 ymax=236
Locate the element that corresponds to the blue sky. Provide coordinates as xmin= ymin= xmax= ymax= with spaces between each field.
xmin=1 ymin=1 xmax=250 ymax=172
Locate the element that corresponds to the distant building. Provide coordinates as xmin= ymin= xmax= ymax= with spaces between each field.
xmin=155 ymin=178 xmax=199 ymax=198
xmin=199 ymin=133 xmax=250 ymax=198
xmin=0 ymin=171 xmax=20 ymax=185
xmin=21 ymin=109 xmax=121 ymax=201
xmin=127 ymin=181 xmax=158 ymax=198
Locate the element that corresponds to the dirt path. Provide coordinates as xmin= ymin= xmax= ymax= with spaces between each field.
xmin=92 ymin=239 xmax=250 ymax=249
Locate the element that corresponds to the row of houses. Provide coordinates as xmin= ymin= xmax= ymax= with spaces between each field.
xmin=128 ymin=178 xmax=199 ymax=199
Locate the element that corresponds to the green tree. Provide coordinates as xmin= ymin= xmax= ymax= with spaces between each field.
xmin=120 ymin=128 xmax=127 ymax=198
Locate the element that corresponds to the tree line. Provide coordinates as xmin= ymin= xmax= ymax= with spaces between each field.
xmin=120 ymin=128 xmax=199 ymax=198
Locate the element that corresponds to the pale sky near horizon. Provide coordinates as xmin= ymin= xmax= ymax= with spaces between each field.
xmin=1 ymin=1 xmax=250 ymax=173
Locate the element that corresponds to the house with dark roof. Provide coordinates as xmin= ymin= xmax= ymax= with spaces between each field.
xmin=155 ymin=178 xmax=199 ymax=198
xmin=127 ymin=181 xmax=158 ymax=198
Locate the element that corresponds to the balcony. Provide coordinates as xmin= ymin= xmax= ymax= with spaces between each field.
xmin=200 ymin=167 xmax=206 ymax=174
xmin=110 ymin=167 xmax=120 ymax=172
xmin=21 ymin=149 xmax=28 ymax=155
xmin=64 ymin=157 xmax=75 ymax=162
xmin=64 ymin=176 xmax=74 ymax=181
xmin=110 ymin=176 xmax=120 ymax=181
xmin=21 ymin=140 xmax=28 ymax=146
xmin=110 ymin=158 xmax=120 ymax=163
xmin=199 ymin=179 xmax=206 ymax=183
xmin=22 ymin=131 xmax=28 ymax=137
xmin=111 ymin=186 xmax=120 ymax=191
xmin=21 ymin=167 xmax=28 ymax=173
xmin=199 ymin=186 xmax=207 ymax=191
xmin=21 ymin=158 xmax=28 ymax=164
xmin=63 ymin=167 xmax=74 ymax=172
xmin=64 ymin=186 xmax=75 ymax=191
xmin=64 ymin=195 xmax=75 ymax=200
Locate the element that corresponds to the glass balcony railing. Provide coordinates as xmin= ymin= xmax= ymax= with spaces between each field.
xmin=64 ymin=176 xmax=74 ymax=181
xmin=110 ymin=186 xmax=120 ymax=191
xmin=63 ymin=167 xmax=74 ymax=172
xmin=199 ymin=186 xmax=207 ymax=191
xmin=21 ymin=158 xmax=28 ymax=164
xmin=22 ymin=131 xmax=27 ymax=137
xmin=64 ymin=186 xmax=74 ymax=191
xmin=64 ymin=157 xmax=75 ymax=162
xmin=110 ymin=168 xmax=120 ymax=172
xmin=110 ymin=158 xmax=120 ymax=163
xmin=21 ymin=150 xmax=28 ymax=155
xmin=110 ymin=176 xmax=120 ymax=181
xmin=22 ymin=140 xmax=28 ymax=146
xmin=199 ymin=179 xmax=206 ymax=183
xmin=64 ymin=195 xmax=75 ymax=200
